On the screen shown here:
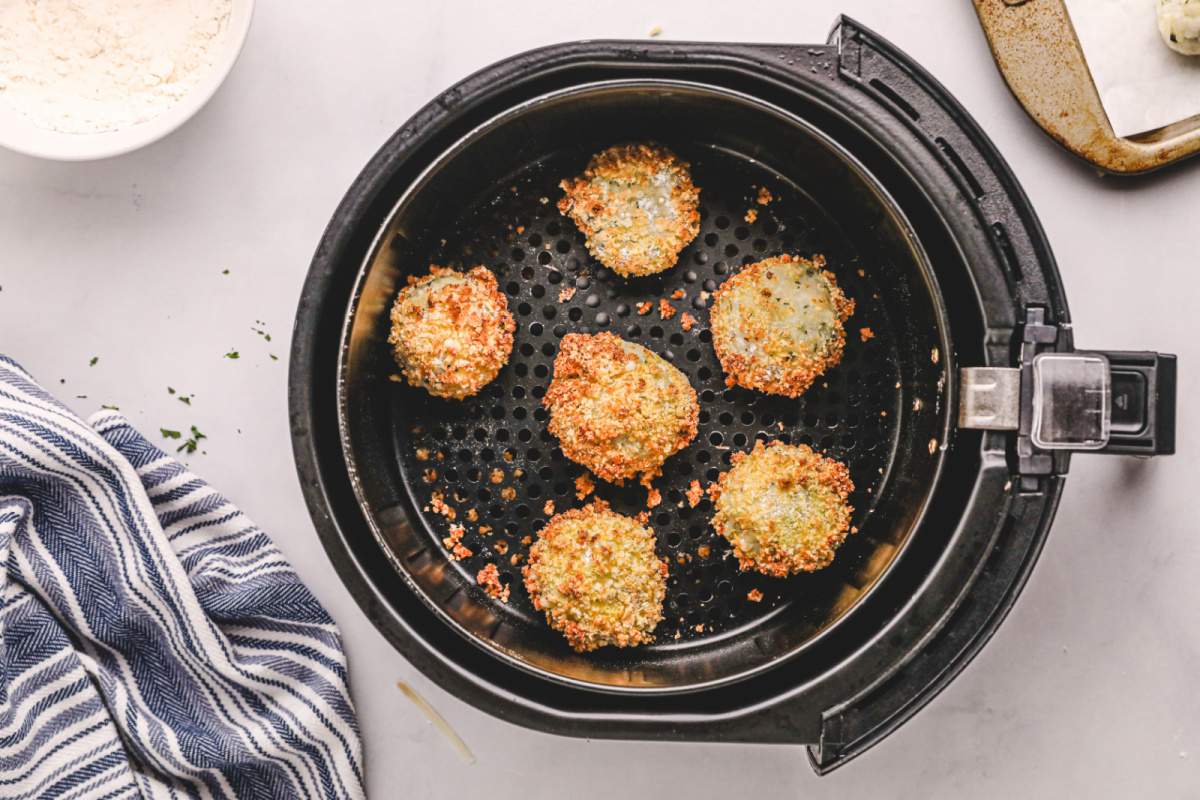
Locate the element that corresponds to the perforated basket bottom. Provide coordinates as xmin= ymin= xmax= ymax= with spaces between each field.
xmin=392 ymin=145 xmax=903 ymax=646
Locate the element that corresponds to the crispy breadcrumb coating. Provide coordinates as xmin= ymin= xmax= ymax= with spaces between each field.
xmin=545 ymin=332 xmax=698 ymax=486
xmin=710 ymin=254 xmax=854 ymax=398
xmin=558 ymin=143 xmax=700 ymax=278
xmin=522 ymin=500 xmax=667 ymax=652
xmin=388 ymin=266 xmax=515 ymax=399
xmin=712 ymin=440 xmax=854 ymax=576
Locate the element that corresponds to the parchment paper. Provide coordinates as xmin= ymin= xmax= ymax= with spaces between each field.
xmin=1064 ymin=0 xmax=1200 ymax=137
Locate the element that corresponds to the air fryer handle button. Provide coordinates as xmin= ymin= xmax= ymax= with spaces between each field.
xmin=1109 ymin=369 xmax=1147 ymax=433
xmin=1090 ymin=351 xmax=1177 ymax=456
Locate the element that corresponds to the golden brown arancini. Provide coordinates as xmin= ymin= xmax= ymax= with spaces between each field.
xmin=711 ymin=440 xmax=854 ymax=577
xmin=544 ymin=332 xmax=698 ymax=486
xmin=522 ymin=500 xmax=667 ymax=652
xmin=709 ymin=254 xmax=854 ymax=398
xmin=388 ymin=265 xmax=515 ymax=400
xmin=558 ymin=143 xmax=700 ymax=278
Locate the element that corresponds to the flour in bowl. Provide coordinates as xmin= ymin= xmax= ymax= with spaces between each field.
xmin=0 ymin=0 xmax=233 ymax=134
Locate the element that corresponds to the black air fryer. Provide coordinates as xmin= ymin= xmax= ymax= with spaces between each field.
xmin=289 ymin=18 xmax=1177 ymax=773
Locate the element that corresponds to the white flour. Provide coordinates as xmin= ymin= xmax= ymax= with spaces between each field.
xmin=0 ymin=0 xmax=233 ymax=134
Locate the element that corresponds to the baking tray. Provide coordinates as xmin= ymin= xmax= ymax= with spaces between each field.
xmin=975 ymin=0 xmax=1200 ymax=173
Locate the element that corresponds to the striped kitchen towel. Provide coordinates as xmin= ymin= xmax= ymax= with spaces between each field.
xmin=0 ymin=356 xmax=365 ymax=799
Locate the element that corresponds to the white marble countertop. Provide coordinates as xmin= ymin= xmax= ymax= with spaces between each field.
xmin=3 ymin=1 xmax=1197 ymax=796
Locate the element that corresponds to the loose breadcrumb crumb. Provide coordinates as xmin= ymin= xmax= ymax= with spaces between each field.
xmin=520 ymin=535 xmax=532 ymax=546
xmin=558 ymin=286 xmax=577 ymax=302
xmin=694 ymin=624 xmax=705 ymax=633
xmin=697 ymin=544 xmax=711 ymax=558
xmin=477 ymin=563 xmax=510 ymax=602
xmin=658 ymin=299 xmax=677 ymax=320
xmin=415 ymin=448 xmax=431 ymax=461
xmin=747 ymin=589 xmax=764 ymax=602
xmin=686 ymin=480 xmax=704 ymax=508
xmin=502 ymin=450 xmax=515 ymax=462
xmin=671 ymin=289 xmax=685 ymax=300
xmin=680 ymin=312 xmax=697 ymax=332
xmin=744 ymin=209 xmax=758 ymax=223
xmin=466 ymin=508 xmax=479 ymax=523
xmin=479 ymin=525 xmax=493 ymax=536
xmin=706 ymin=483 xmax=721 ymax=503
xmin=756 ymin=186 xmax=773 ymax=205
xmin=494 ymin=540 xmax=509 ymax=554
xmin=636 ymin=301 xmax=653 ymax=315
xmin=430 ymin=492 xmax=456 ymax=520
xmin=543 ymin=500 xmax=556 ymax=516
xmin=575 ymin=473 xmax=596 ymax=500
xmin=422 ymin=468 xmax=437 ymax=483
xmin=646 ymin=488 xmax=662 ymax=509
xmin=860 ymin=327 xmax=875 ymax=342
xmin=500 ymin=486 xmax=517 ymax=502
xmin=510 ymin=553 xmax=523 ymax=566
xmin=635 ymin=511 xmax=651 ymax=524
xmin=443 ymin=524 xmax=472 ymax=560
xmin=490 ymin=469 xmax=504 ymax=484
xmin=649 ymin=24 xmax=662 ymax=36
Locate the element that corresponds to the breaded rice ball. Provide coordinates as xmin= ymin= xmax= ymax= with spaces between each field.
xmin=523 ymin=500 xmax=667 ymax=652
xmin=388 ymin=265 xmax=515 ymax=400
xmin=711 ymin=440 xmax=854 ymax=577
xmin=558 ymin=143 xmax=700 ymax=278
xmin=710 ymin=254 xmax=854 ymax=398
xmin=545 ymin=332 xmax=698 ymax=486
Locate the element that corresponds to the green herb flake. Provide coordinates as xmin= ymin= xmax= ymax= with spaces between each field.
xmin=89 ymin=356 xmax=98 ymax=367
xmin=269 ymin=354 xmax=279 ymax=361
xmin=176 ymin=425 xmax=208 ymax=455
xmin=160 ymin=428 xmax=182 ymax=439
xmin=167 ymin=387 xmax=175 ymax=395
xmin=224 ymin=350 xmax=239 ymax=360
xmin=222 ymin=269 xmax=230 ymax=275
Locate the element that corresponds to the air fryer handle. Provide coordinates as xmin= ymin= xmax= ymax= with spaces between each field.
xmin=1089 ymin=350 xmax=1177 ymax=456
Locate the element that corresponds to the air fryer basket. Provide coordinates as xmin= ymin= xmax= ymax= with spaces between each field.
xmin=339 ymin=82 xmax=949 ymax=691
xmin=293 ymin=18 xmax=1176 ymax=773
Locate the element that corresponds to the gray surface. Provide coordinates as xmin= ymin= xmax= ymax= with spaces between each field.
xmin=1 ymin=1 xmax=1197 ymax=796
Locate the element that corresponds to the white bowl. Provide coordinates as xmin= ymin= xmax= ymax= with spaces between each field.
xmin=0 ymin=0 xmax=254 ymax=161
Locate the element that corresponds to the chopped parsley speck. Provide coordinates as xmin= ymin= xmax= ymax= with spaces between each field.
xmin=222 ymin=269 xmax=230 ymax=275
xmin=269 ymin=354 xmax=279 ymax=361
xmin=160 ymin=428 xmax=182 ymax=439
xmin=89 ymin=356 xmax=98 ymax=367
xmin=178 ymin=395 xmax=192 ymax=405
xmin=224 ymin=350 xmax=239 ymax=359
xmin=177 ymin=425 xmax=207 ymax=454
xmin=167 ymin=387 xmax=175 ymax=395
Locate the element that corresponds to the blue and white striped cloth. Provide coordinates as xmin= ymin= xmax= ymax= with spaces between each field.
xmin=0 ymin=357 xmax=364 ymax=799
